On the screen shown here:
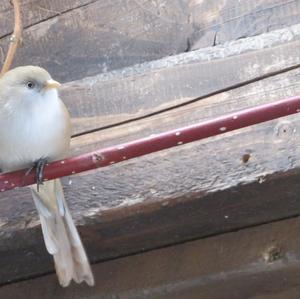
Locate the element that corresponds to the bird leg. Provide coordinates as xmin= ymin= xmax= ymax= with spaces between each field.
xmin=35 ymin=158 xmax=47 ymax=191
xmin=25 ymin=158 xmax=48 ymax=191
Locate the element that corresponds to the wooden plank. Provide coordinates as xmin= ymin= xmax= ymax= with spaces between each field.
xmin=1 ymin=14 xmax=300 ymax=286
xmin=2 ymin=217 xmax=300 ymax=298
xmin=2 ymin=0 xmax=299 ymax=82
xmin=188 ymin=0 xmax=300 ymax=49
xmin=0 ymin=0 xmax=300 ymax=81
xmin=0 ymin=0 xmax=192 ymax=82
xmin=70 ymin=65 xmax=300 ymax=154
xmin=0 ymin=1 xmax=94 ymax=38
xmin=0 ymin=0 xmax=299 ymax=289
xmin=2 ymin=0 xmax=297 ymax=43
xmin=1 ymin=63 xmax=300 ymax=284
xmin=60 ymin=23 xmax=300 ymax=135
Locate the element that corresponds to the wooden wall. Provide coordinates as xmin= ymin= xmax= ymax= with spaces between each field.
xmin=0 ymin=0 xmax=299 ymax=82
xmin=1 ymin=0 xmax=300 ymax=298
xmin=2 ymin=217 xmax=300 ymax=299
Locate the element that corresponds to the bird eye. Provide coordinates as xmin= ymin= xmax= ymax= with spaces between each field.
xmin=26 ymin=81 xmax=35 ymax=89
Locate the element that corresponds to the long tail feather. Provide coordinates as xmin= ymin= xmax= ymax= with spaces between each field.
xmin=31 ymin=179 xmax=94 ymax=287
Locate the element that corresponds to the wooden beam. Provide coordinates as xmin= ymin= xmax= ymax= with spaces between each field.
xmin=2 ymin=217 xmax=300 ymax=298
xmin=0 ymin=1 xmax=94 ymax=38
xmin=0 ymin=0 xmax=192 ymax=82
xmin=1 ymin=1 xmax=300 ymax=82
xmin=70 ymin=63 xmax=300 ymax=154
xmin=1 ymin=23 xmax=300 ymax=286
xmin=189 ymin=0 xmax=300 ymax=48
xmin=60 ymin=23 xmax=300 ymax=135
xmin=1 ymin=62 xmax=300 ymax=284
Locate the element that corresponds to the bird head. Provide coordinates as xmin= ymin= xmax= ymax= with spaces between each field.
xmin=0 ymin=66 xmax=61 ymax=105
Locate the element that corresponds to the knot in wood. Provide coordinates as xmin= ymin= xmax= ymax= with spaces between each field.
xmin=274 ymin=121 xmax=296 ymax=139
xmin=263 ymin=245 xmax=282 ymax=263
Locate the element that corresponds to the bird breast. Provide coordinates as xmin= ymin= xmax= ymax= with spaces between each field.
xmin=0 ymin=93 xmax=71 ymax=172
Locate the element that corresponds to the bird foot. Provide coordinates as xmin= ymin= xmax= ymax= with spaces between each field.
xmin=35 ymin=158 xmax=48 ymax=190
xmin=25 ymin=158 xmax=48 ymax=191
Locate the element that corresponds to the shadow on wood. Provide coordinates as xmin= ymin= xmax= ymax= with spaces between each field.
xmin=2 ymin=217 xmax=300 ymax=298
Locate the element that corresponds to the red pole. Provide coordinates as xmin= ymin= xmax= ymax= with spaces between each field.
xmin=1 ymin=94 xmax=300 ymax=192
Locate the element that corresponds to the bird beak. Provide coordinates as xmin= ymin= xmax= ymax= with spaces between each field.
xmin=44 ymin=79 xmax=61 ymax=90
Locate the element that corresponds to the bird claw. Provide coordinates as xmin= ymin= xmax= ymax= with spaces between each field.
xmin=35 ymin=158 xmax=47 ymax=191
xmin=25 ymin=158 xmax=48 ymax=191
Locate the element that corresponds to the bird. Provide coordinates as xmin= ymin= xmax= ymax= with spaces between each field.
xmin=0 ymin=66 xmax=94 ymax=287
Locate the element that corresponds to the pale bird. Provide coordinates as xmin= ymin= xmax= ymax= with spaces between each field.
xmin=0 ymin=66 xmax=94 ymax=287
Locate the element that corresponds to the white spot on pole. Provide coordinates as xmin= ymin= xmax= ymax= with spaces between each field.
xmin=177 ymin=141 xmax=183 ymax=145
xmin=219 ymin=127 xmax=227 ymax=132
xmin=175 ymin=132 xmax=181 ymax=136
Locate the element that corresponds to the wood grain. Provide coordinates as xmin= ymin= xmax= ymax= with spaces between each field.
xmin=0 ymin=0 xmax=95 ymax=38
xmin=2 ymin=217 xmax=300 ymax=298
xmin=189 ymin=0 xmax=300 ymax=49
xmin=0 ymin=0 xmax=300 ymax=292
xmin=0 ymin=10 xmax=300 ymax=286
xmin=0 ymin=0 xmax=192 ymax=82
xmin=0 ymin=63 xmax=300 ymax=284
xmin=70 ymin=66 xmax=300 ymax=154
xmin=60 ymin=24 xmax=300 ymax=135
xmin=1 ymin=1 xmax=299 ymax=82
